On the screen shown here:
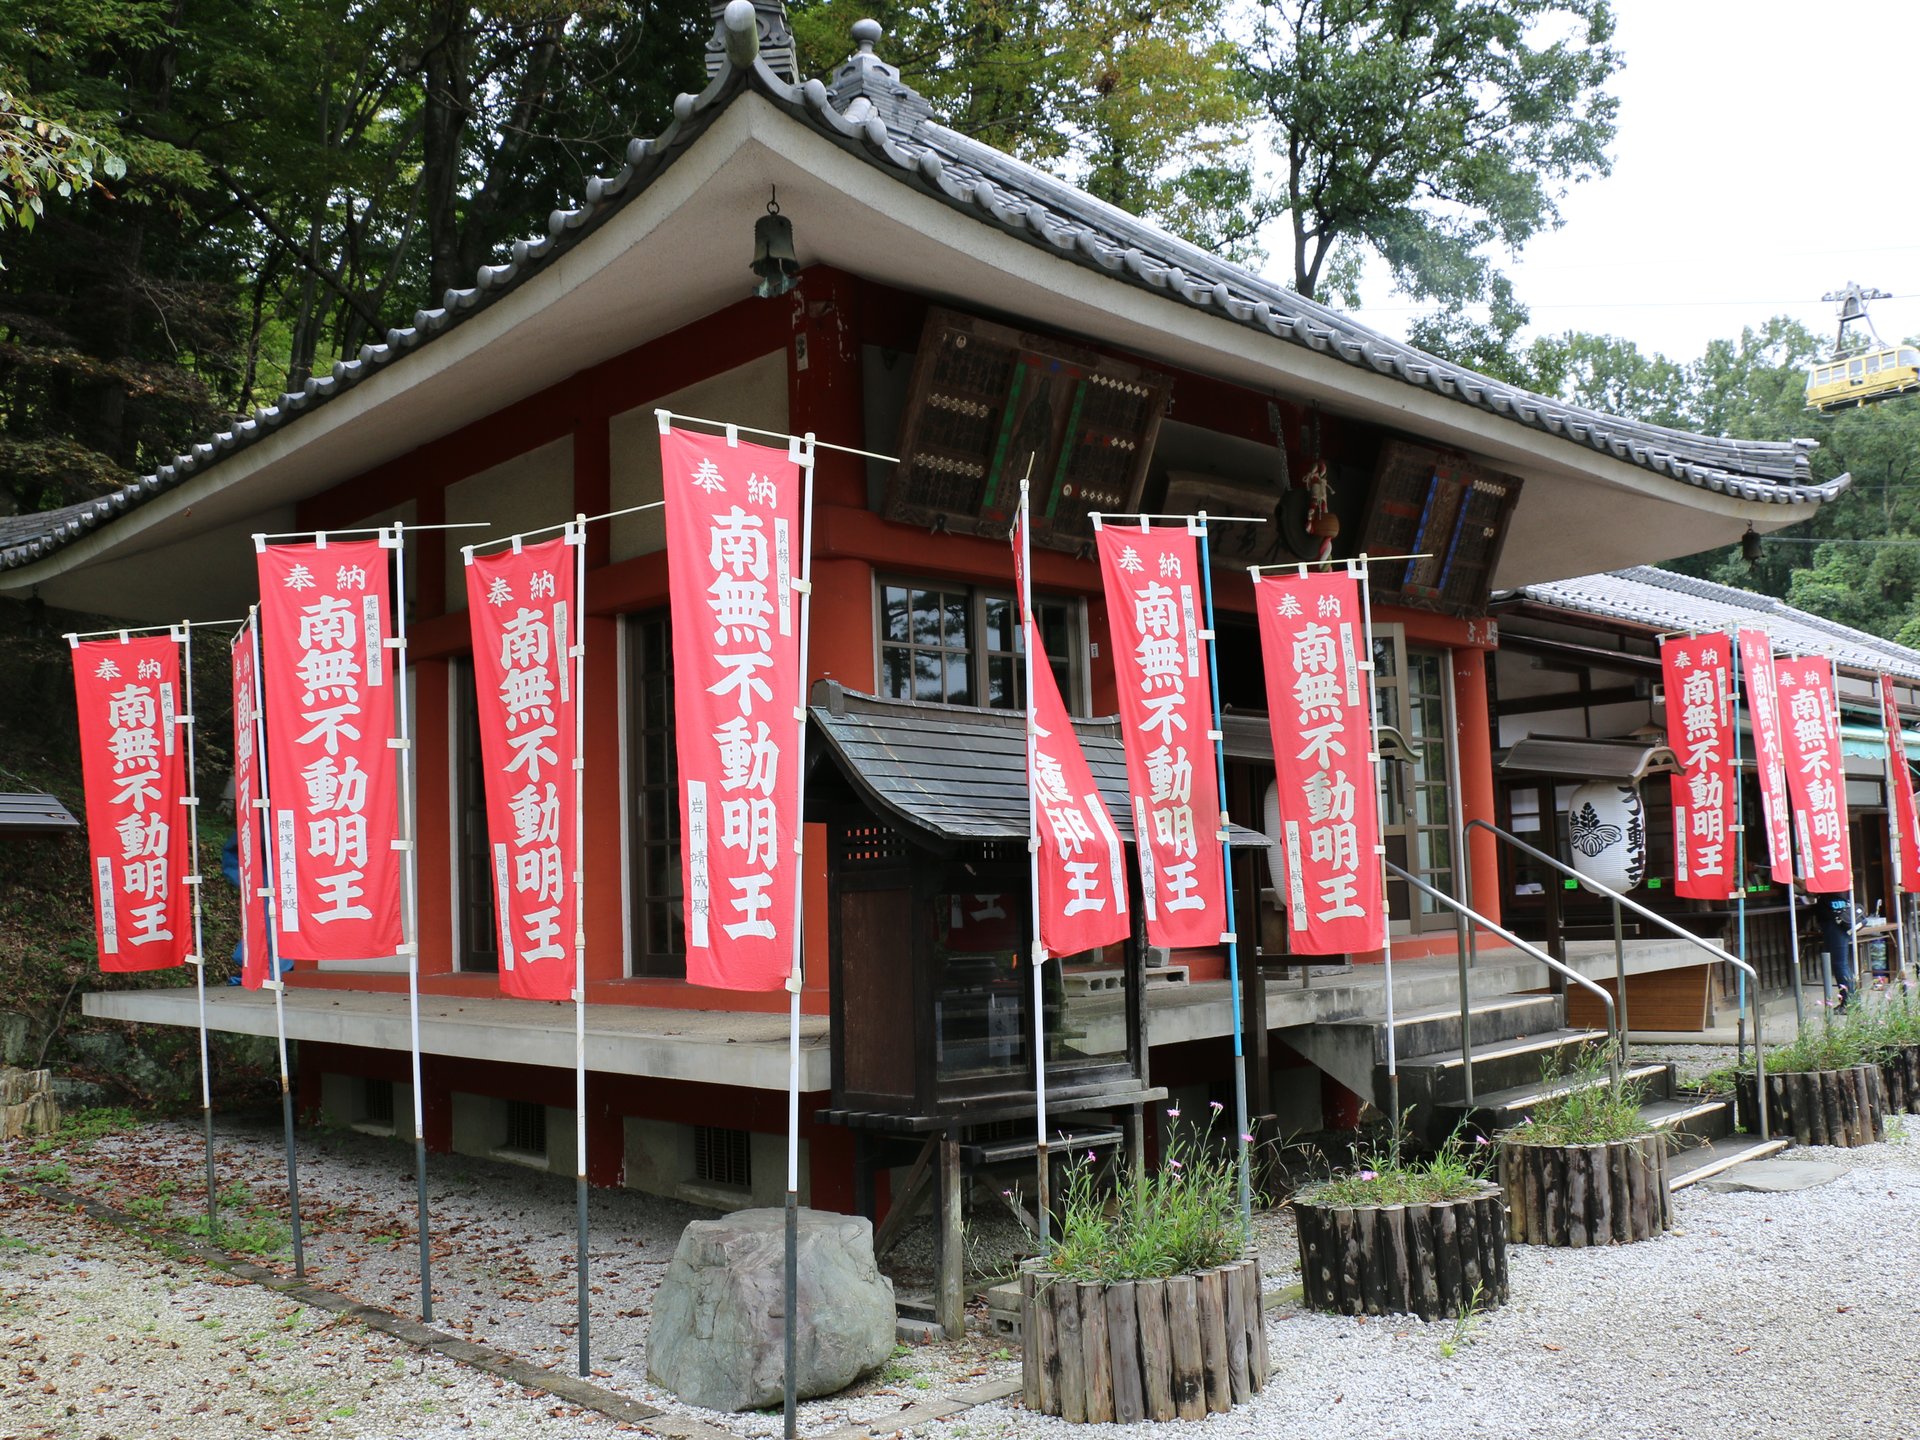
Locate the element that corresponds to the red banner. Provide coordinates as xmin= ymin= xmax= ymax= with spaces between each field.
xmin=231 ymin=624 xmax=272 ymax=989
xmin=1661 ymin=633 xmax=1737 ymax=901
xmin=1094 ymin=523 xmax=1226 ymax=950
xmin=1879 ymin=677 xmax=1920 ymax=893
xmin=1252 ymin=571 xmax=1385 ymax=956
xmin=1737 ymin=629 xmax=1793 ymax=886
xmin=71 ymin=635 xmax=191 ymax=971
xmin=662 ymin=426 xmax=807 ymax=991
xmin=1026 ymin=622 xmax=1130 ymax=957
xmin=256 ymin=539 xmax=404 ymax=960
xmin=464 ymin=536 xmax=580 ymax=1000
xmin=1776 ymin=656 xmax=1852 ymax=893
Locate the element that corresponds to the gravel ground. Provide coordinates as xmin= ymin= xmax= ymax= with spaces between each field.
xmin=9 ymin=1114 xmax=1920 ymax=1440
xmin=0 ymin=1203 xmax=611 ymax=1439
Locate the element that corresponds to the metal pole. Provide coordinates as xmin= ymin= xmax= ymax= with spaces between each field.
xmin=247 ymin=611 xmax=305 ymax=1279
xmin=1016 ymin=478 xmax=1052 ymax=1248
xmin=1730 ymin=636 xmax=1749 ymax=1064
xmin=1611 ymin=901 xmax=1628 ymax=1063
xmin=782 ymin=434 xmax=819 ymax=1440
xmin=177 ymin=624 xmax=219 ymax=1238
xmin=1787 ymin=872 xmax=1806 ymax=1031
xmin=386 ymin=524 xmax=432 ymax=1323
xmin=1194 ymin=514 xmax=1252 ymax=1229
xmin=571 ymin=518 xmax=591 ymax=1378
xmin=1356 ymin=557 xmax=1400 ymax=1141
xmin=1440 ymin=658 xmax=1474 ymax=1107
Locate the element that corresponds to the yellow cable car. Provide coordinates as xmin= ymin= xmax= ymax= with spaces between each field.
xmin=1805 ymin=346 xmax=1920 ymax=412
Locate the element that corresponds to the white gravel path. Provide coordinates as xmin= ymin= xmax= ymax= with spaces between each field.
xmin=9 ymin=1114 xmax=1920 ymax=1439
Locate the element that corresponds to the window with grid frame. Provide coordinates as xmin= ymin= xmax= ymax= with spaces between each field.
xmin=453 ymin=659 xmax=500 ymax=973
xmin=503 ymin=1098 xmax=547 ymax=1156
xmin=693 ymin=1125 xmax=751 ymax=1189
xmin=878 ymin=581 xmax=1083 ymax=713
xmin=625 ymin=611 xmax=684 ymax=978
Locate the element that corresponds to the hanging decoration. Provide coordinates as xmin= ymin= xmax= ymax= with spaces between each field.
xmin=231 ymin=622 xmax=273 ymax=989
xmin=1566 ymin=780 xmax=1646 ymax=893
xmin=1093 ymin=522 xmax=1228 ymax=950
xmin=70 ymin=635 xmax=192 ymax=971
xmin=1737 ymin=628 xmax=1794 ymax=885
xmin=1660 ymin=633 xmax=1738 ymax=901
xmin=1251 ymin=569 xmax=1384 ymax=955
xmin=1776 ymin=655 xmax=1853 ymax=893
xmin=254 ymin=538 xmax=404 ymax=959
xmin=661 ymin=425 xmax=810 ymax=991
xmin=1879 ymin=677 xmax=1920 ymax=894
xmin=464 ymin=536 xmax=582 ymax=1001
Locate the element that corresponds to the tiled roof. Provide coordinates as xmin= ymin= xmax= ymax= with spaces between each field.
xmin=0 ymin=7 xmax=1847 ymax=575
xmin=1508 ymin=567 xmax=1920 ymax=682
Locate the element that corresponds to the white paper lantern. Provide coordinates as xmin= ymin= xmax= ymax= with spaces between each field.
xmin=1566 ymin=780 xmax=1646 ymax=892
xmin=1263 ymin=778 xmax=1287 ymax=898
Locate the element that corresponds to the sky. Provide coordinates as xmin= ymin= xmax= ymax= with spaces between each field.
xmin=1323 ymin=0 xmax=1920 ymax=364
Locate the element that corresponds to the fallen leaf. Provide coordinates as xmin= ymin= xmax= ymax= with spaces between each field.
xmin=1542 ymin=1343 xmax=1562 ymax=1352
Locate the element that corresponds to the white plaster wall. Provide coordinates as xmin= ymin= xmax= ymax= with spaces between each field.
xmin=620 ymin=1114 xmax=805 ymax=1211
xmin=442 ymin=437 xmax=576 ymax=610
xmin=606 ymin=350 xmax=789 ymax=563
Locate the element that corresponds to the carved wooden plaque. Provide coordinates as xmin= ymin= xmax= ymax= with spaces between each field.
xmin=1359 ymin=440 xmax=1521 ymax=616
xmin=884 ymin=308 xmax=1171 ymax=550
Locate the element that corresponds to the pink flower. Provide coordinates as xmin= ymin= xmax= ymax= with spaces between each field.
xmin=1167 ymin=1106 xmax=1182 ymax=1119
xmin=1169 ymin=1159 xmax=1184 ymax=1171
xmin=1358 ymin=1169 xmax=1378 ymax=1182
xmin=1475 ymin=1135 xmax=1490 ymax=1147
xmin=1210 ymin=1101 xmax=1224 ymax=1113
xmin=1086 ymin=1150 xmax=1097 ymax=1163
xmin=1239 ymin=1133 xmax=1254 ymax=1145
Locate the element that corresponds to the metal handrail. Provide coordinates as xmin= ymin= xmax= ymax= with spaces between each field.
xmin=1387 ymin=862 xmax=1624 ymax=1093
xmin=1465 ymin=818 xmax=1769 ymax=1143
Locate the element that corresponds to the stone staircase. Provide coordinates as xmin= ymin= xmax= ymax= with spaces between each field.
xmin=1285 ymin=992 xmax=1785 ymax=1190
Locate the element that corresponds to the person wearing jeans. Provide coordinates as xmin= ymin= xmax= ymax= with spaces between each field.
xmin=1808 ymin=892 xmax=1856 ymax=1009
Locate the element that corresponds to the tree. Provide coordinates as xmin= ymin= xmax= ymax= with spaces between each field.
xmin=791 ymin=0 xmax=1269 ymax=255
xmin=0 ymin=87 xmax=125 ymax=240
xmin=1249 ymin=0 xmax=1620 ymax=328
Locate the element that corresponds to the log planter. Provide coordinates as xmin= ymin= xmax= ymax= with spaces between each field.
xmin=1879 ymin=1044 xmax=1920 ymax=1115
xmin=1018 ymin=1257 xmax=1267 ymax=1422
xmin=1736 ymin=1065 xmax=1886 ymax=1148
xmin=1496 ymin=1132 xmax=1670 ymax=1247
xmin=1290 ymin=1183 xmax=1508 ymax=1322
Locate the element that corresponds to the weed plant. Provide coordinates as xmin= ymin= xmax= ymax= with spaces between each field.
xmin=1046 ymin=1104 xmax=1242 ymax=1282
xmin=1302 ymin=1118 xmax=1490 ymax=1208
xmin=1505 ymin=1046 xmax=1651 ymax=1146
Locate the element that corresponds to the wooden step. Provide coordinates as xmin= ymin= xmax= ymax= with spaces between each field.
xmin=1667 ymin=1136 xmax=1790 ymax=1191
xmin=1453 ymin=1062 xmax=1674 ymax=1125
xmin=1641 ymin=1095 xmax=1734 ymax=1145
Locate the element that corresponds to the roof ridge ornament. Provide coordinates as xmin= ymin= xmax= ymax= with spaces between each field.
xmin=827 ymin=18 xmax=933 ymax=131
xmin=706 ymin=0 xmax=796 ymax=83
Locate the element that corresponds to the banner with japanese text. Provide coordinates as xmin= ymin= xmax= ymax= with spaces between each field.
xmin=1252 ymin=571 xmax=1385 ymax=956
xmin=1015 ymin=511 xmax=1128 ymax=957
xmin=71 ymin=636 xmax=192 ymax=971
xmin=1879 ymin=677 xmax=1920 ymax=893
xmin=662 ymin=426 xmax=806 ymax=991
xmin=464 ymin=537 xmax=580 ymax=1000
xmin=1737 ymin=629 xmax=1793 ymax=885
xmin=1661 ymin=633 xmax=1737 ymax=901
xmin=256 ymin=539 xmax=404 ymax=960
xmin=231 ymin=623 xmax=272 ymax=989
xmin=1776 ymin=656 xmax=1852 ymax=893
xmin=1094 ymin=524 xmax=1226 ymax=950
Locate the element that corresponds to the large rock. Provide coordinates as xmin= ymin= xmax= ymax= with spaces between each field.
xmin=647 ymin=1207 xmax=895 ymax=1412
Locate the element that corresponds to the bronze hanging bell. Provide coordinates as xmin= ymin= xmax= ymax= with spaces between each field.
xmin=751 ymin=194 xmax=799 ymax=299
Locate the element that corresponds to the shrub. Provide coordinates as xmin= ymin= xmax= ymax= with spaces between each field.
xmin=1505 ymin=1046 xmax=1652 ymax=1146
xmin=1300 ymin=1121 xmax=1490 ymax=1208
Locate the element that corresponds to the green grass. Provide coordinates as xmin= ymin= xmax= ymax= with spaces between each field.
xmin=1505 ymin=1045 xmax=1652 ymax=1146
xmin=1304 ymin=1120 xmax=1491 ymax=1208
xmin=28 ymin=1106 xmax=138 ymax=1156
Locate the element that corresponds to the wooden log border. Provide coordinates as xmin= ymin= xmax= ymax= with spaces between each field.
xmin=1495 ymin=1132 xmax=1671 ymax=1246
xmin=1735 ymin=1064 xmax=1888 ymax=1148
xmin=1019 ymin=1257 xmax=1267 ymax=1421
xmin=1878 ymin=1044 xmax=1920 ymax=1116
xmin=1290 ymin=1184 xmax=1508 ymax=1323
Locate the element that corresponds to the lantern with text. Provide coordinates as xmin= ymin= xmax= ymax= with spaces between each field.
xmin=1661 ymin=633 xmax=1737 ymax=901
xmin=1252 ymin=571 xmax=1385 ymax=955
xmin=1094 ymin=524 xmax=1227 ymax=950
xmin=465 ymin=537 xmax=581 ymax=1000
xmin=255 ymin=539 xmax=404 ymax=960
xmin=1776 ymin=656 xmax=1852 ymax=893
xmin=662 ymin=427 xmax=808 ymax=991
xmin=71 ymin=636 xmax=192 ymax=971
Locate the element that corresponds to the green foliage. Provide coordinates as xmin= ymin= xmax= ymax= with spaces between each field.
xmin=1438 ymin=1279 xmax=1487 ymax=1358
xmin=29 ymin=1106 xmax=140 ymax=1157
xmin=1304 ymin=1120 xmax=1490 ymax=1207
xmin=0 ymin=87 xmax=125 ymax=242
xmin=1250 ymin=0 xmax=1620 ymax=318
xmin=1765 ymin=992 xmax=1920 ymax=1075
xmin=1045 ymin=1108 xmax=1242 ymax=1282
xmin=1504 ymin=1044 xmax=1651 ymax=1145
